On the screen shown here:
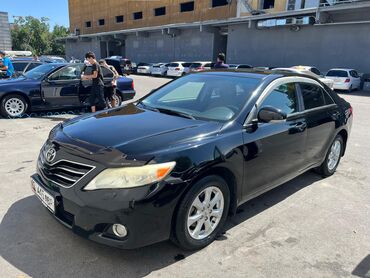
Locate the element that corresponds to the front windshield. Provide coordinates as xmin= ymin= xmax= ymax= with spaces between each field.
xmin=24 ymin=64 xmax=60 ymax=79
xmin=141 ymin=74 xmax=261 ymax=122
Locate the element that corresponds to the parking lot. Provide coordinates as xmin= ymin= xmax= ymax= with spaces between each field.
xmin=0 ymin=74 xmax=369 ymax=278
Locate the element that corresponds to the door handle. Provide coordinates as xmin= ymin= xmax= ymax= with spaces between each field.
xmin=289 ymin=122 xmax=307 ymax=134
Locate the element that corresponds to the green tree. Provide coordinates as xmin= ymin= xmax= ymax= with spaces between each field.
xmin=50 ymin=25 xmax=69 ymax=55
xmin=10 ymin=16 xmax=68 ymax=56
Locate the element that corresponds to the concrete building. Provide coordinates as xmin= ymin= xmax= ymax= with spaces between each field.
xmin=63 ymin=0 xmax=370 ymax=73
xmin=0 ymin=12 xmax=12 ymax=51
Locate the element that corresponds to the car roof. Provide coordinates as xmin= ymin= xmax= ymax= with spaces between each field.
xmin=327 ymin=68 xmax=355 ymax=71
xmin=195 ymin=68 xmax=326 ymax=82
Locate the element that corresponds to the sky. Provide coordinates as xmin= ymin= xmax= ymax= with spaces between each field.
xmin=2 ymin=0 xmax=69 ymax=28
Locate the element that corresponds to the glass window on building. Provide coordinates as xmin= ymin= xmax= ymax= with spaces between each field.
xmin=180 ymin=1 xmax=195 ymax=12
xmin=85 ymin=21 xmax=91 ymax=28
xmin=133 ymin=11 xmax=143 ymax=20
xmin=98 ymin=19 xmax=105 ymax=26
xmin=116 ymin=15 xmax=124 ymax=23
xmin=154 ymin=7 xmax=166 ymax=16
xmin=212 ymin=0 xmax=229 ymax=8
xmin=261 ymin=0 xmax=275 ymax=9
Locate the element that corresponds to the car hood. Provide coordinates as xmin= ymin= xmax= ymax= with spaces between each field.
xmin=0 ymin=76 xmax=29 ymax=84
xmin=58 ymin=104 xmax=222 ymax=159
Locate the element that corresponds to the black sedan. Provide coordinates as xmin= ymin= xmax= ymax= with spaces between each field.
xmin=0 ymin=63 xmax=135 ymax=117
xmin=31 ymin=70 xmax=352 ymax=250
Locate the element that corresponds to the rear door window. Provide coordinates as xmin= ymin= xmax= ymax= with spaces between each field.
xmin=261 ymin=83 xmax=298 ymax=115
xmin=299 ymin=83 xmax=328 ymax=110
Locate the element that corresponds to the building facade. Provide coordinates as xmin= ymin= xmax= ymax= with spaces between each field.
xmin=0 ymin=12 xmax=12 ymax=51
xmin=64 ymin=0 xmax=370 ymax=73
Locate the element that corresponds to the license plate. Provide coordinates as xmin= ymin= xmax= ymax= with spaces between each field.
xmin=31 ymin=179 xmax=55 ymax=213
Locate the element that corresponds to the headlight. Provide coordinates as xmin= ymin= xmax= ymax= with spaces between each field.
xmin=84 ymin=162 xmax=176 ymax=190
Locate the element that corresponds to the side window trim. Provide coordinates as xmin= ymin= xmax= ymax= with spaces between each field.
xmin=244 ymin=76 xmax=328 ymax=126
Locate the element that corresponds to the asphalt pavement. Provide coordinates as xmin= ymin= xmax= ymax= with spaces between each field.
xmin=0 ymin=75 xmax=369 ymax=278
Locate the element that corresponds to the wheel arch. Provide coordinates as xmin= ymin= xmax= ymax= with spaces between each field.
xmin=169 ymin=165 xmax=239 ymax=243
xmin=337 ymin=129 xmax=348 ymax=156
xmin=0 ymin=91 xmax=31 ymax=113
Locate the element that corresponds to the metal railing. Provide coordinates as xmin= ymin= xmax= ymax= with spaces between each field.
xmin=320 ymin=0 xmax=370 ymax=7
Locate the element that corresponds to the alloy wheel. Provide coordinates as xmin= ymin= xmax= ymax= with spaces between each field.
xmin=187 ymin=186 xmax=224 ymax=240
xmin=327 ymin=139 xmax=341 ymax=171
xmin=4 ymin=98 xmax=25 ymax=117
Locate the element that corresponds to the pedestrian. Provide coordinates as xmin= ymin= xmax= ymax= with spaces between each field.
xmin=0 ymin=50 xmax=15 ymax=79
xmin=99 ymin=59 xmax=119 ymax=108
xmin=213 ymin=53 xmax=229 ymax=69
xmin=81 ymin=52 xmax=107 ymax=113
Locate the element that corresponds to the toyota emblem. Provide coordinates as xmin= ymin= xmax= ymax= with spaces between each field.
xmin=45 ymin=147 xmax=57 ymax=163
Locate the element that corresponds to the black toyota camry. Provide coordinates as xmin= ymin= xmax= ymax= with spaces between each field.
xmin=0 ymin=63 xmax=135 ymax=118
xmin=31 ymin=70 xmax=353 ymax=250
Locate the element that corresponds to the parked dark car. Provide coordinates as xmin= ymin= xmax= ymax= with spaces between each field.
xmin=12 ymin=59 xmax=44 ymax=77
xmin=31 ymin=70 xmax=352 ymax=250
xmin=0 ymin=63 xmax=135 ymax=117
xmin=105 ymin=57 xmax=133 ymax=75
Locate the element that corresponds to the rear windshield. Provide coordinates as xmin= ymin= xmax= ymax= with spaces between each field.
xmin=169 ymin=63 xmax=179 ymax=67
xmin=190 ymin=63 xmax=202 ymax=68
xmin=182 ymin=63 xmax=192 ymax=67
xmin=137 ymin=63 xmax=150 ymax=67
xmin=326 ymin=70 xmax=348 ymax=77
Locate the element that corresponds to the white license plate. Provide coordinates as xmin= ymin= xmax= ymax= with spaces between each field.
xmin=32 ymin=179 xmax=55 ymax=213
xmin=138 ymin=69 xmax=145 ymax=73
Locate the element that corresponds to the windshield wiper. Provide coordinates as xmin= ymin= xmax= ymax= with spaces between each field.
xmin=137 ymin=101 xmax=196 ymax=120
xmin=137 ymin=101 xmax=159 ymax=112
xmin=155 ymin=107 xmax=196 ymax=120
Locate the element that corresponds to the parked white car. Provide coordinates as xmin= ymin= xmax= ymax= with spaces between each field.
xmin=272 ymin=67 xmax=334 ymax=90
xmin=189 ymin=61 xmax=212 ymax=72
xmin=151 ymin=63 xmax=169 ymax=76
xmin=136 ymin=63 xmax=152 ymax=74
xmin=325 ymin=68 xmax=361 ymax=92
xmin=166 ymin=61 xmax=187 ymax=77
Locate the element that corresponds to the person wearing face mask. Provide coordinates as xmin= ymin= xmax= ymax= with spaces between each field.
xmin=81 ymin=52 xmax=107 ymax=113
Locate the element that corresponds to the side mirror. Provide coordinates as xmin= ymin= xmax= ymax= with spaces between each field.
xmin=258 ymin=106 xmax=287 ymax=123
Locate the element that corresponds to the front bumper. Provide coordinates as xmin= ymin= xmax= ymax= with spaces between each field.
xmin=31 ymin=171 xmax=186 ymax=249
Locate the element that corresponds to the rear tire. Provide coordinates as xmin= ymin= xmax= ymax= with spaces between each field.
xmin=172 ymin=175 xmax=230 ymax=250
xmin=112 ymin=93 xmax=122 ymax=107
xmin=316 ymin=135 xmax=344 ymax=177
xmin=1 ymin=94 xmax=28 ymax=118
xmin=347 ymin=85 xmax=353 ymax=93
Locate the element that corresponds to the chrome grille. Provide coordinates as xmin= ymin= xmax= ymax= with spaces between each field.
xmin=38 ymin=151 xmax=95 ymax=188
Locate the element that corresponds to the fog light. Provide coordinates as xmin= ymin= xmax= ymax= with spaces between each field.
xmin=112 ymin=224 xmax=127 ymax=238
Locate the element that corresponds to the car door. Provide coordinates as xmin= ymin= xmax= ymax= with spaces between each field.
xmin=242 ymin=81 xmax=307 ymax=198
xmin=298 ymin=82 xmax=337 ymax=166
xmin=350 ymin=70 xmax=361 ymax=89
xmin=41 ymin=65 xmax=81 ymax=108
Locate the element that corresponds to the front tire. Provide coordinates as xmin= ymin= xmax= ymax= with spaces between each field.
xmin=316 ymin=135 xmax=344 ymax=177
xmin=1 ymin=94 xmax=28 ymax=118
xmin=172 ymin=175 xmax=230 ymax=250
